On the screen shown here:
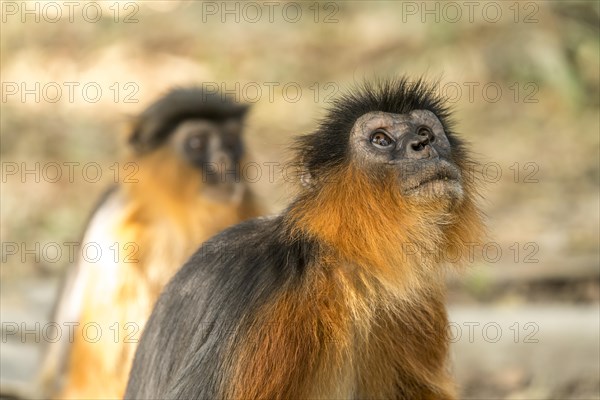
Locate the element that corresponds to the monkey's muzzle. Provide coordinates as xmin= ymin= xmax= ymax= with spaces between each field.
xmin=397 ymin=159 xmax=463 ymax=201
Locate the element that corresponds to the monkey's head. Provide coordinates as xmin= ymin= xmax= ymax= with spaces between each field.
xmin=127 ymin=87 xmax=249 ymax=200
xmin=292 ymin=78 xmax=483 ymax=279
xmin=297 ymin=78 xmax=472 ymax=208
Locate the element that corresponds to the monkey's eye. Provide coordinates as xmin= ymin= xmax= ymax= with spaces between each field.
xmin=370 ymin=130 xmax=394 ymax=148
xmin=186 ymin=135 xmax=205 ymax=151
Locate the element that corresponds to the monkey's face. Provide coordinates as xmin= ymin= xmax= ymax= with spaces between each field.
xmin=169 ymin=118 xmax=244 ymax=187
xmin=351 ymin=110 xmax=463 ymax=203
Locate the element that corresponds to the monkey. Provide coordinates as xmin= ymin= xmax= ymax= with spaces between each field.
xmin=39 ymin=87 xmax=263 ymax=400
xmin=124 ymin=77 xmax=485 ymax=400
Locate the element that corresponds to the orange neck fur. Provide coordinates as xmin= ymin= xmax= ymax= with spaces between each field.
xmin=287 ymin=165 xmax=484 ymax=296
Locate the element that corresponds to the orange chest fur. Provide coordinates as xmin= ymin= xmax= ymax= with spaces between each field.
xmin=227 ymin=268 xmax=452 ymax=400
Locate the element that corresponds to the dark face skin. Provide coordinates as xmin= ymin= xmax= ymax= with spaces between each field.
xmin=350 ymin=110 xmax=464 ymax=203
xmin=169 ymin=118 xmax=244 ymax=183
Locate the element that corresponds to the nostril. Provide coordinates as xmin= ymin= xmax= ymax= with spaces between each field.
xmin=411 ymin=136 xmax=430 ymax=152
xmin=411 ymin=142 xmax=424 ymax=151
xmin=417 ymin=126 xmax=435 ymax=143
xmin=217 ymin=155 xmax=228 ymax=165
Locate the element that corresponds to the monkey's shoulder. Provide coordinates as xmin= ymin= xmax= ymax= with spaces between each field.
xmin=131 ymin=216 xmax=310 ymax=398
xmin=172 ymin=215 xmax=313 ymax=288
xmin=153 ymin=215 xmax=316 ymax=320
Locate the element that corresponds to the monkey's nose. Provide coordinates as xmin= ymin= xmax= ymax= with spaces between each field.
xmin=406 ymin=136 xmax=433 ymax=160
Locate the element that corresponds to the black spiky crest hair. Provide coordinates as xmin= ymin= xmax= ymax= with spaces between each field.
xmin=295 ymin=77 xmax=465 ymax=179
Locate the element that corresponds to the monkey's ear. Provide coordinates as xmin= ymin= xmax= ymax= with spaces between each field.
xmin=127 ymin=117 xmax=164 ymax=154
xmin=298 ymin=158 xmax=314 ymax=189
xmin=121 ymin=114 xmax=149 ymax=154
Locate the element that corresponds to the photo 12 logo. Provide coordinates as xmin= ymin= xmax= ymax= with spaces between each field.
xmin=399 ymin=2 xmax=540 ymax=24
xmin=1 ymin=82 xmax=140 ymax=104
xmin=1 ymin=1 xmax=139 ymax=24
xmin=199 ymin=2 xmax=340 ymax=24
xmin=2 ymin=321 xmax=142 ymax=344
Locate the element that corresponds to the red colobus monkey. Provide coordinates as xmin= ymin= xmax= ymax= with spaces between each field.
xmin=41 ymin=87 xmax=263 ymax=399
xmin=125 ymin=78 xmax=484 ymax=400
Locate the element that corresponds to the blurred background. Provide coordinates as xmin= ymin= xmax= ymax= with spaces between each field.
xmin=1 ymin=1 xmax=598 ymax=399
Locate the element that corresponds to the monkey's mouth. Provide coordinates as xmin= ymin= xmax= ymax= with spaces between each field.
xmin=400 ymin=160 xmax=463 ymax=198
xmin=417 ymin=168 xmax=460 ymax=186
